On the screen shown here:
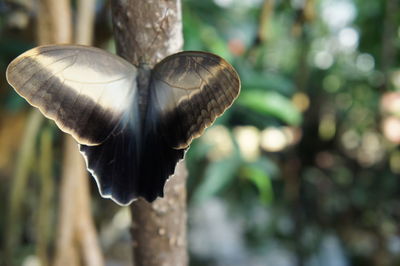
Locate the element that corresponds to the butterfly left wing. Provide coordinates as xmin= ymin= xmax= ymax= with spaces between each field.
xmin=6 ymin=45 xmax=137 ymax=145
xmin=148 ymin=51 xmax=241 ymax=149
xmin=6 ymin=45 xmax=147 ymax=205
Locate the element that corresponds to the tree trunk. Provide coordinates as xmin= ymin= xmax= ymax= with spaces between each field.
xmin=110 ymin=1 xmax=188 ymax=266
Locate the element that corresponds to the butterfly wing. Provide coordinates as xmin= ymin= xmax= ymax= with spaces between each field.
xmin=149 ymin=51 xmax=241 ymax=149
xmin=6 ymin=45 xmax=145 ymax=204
xmin=6 ymin=45 xmax=137 ymax=145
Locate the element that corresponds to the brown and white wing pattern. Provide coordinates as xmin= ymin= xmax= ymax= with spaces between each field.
xmin=6 ymin=46 xmax=240 ymax=205
xmin=149 ymin=51 xmax=241 ymax=149
xmin=6 ymin=45 xmax=137 ymax=145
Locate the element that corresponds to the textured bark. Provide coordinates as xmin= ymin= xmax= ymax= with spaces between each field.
xmin=111 ymin=1 xmax=188 ymax=265
xmin=130 ymin=162 xmax=188 ymax=266
xmin=111 ymin=0 xmax=183 ymax=66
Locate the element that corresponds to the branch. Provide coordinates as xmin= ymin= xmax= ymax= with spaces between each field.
xmin=54 ymin=0 xmax=104 ymax=265
xmin=75 ymin=0 xmax=96 ymax=45
xmin=36 ymin=127 xmax=54 ymax=266
xmin=5 ymin=110 xmax=43 ymax=265
xmin=74 ymin=1 xmax=105 ymax=265
xmin=54 ymin=137 xmax=81 ymax=266
xmin=37 ymin=0 xmax=72 ymax=44
xmin=256 ymin=0 xmax=275 ymax=45
xmin=381 ymin=0 xmax=398 ymax=89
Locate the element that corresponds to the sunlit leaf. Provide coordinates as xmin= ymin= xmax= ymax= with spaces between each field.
xmin=239 ymin=69 xmax=295 ymax=95
xmin=238 ymin=90 xmax=302 ymax=126
xmin=193 ymin=151 xmax=241 ymax=203
xmin=242 ymin=165 xmax=273 ymax=205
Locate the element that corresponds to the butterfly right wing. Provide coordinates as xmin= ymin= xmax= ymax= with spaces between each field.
xmin=6 ymin=45 xmax=137 ymax=145
xmin=149 ymin=51 xmax=240 ymax=149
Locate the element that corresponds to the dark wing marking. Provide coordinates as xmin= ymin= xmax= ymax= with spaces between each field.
xmin=79 ymin=99 xmax=185 ymax=204
xmin=150 ymin=51 xmax=241 ymax=149
xmin=6 ymin=45 xmax=137 ymax=145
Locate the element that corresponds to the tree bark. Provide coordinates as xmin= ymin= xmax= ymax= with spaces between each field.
xmin=111 ymin=1 xmax=188 ymax=266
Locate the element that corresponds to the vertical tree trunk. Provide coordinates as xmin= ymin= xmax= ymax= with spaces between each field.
xmin=111 ymin=1 xmax=188 ymax=266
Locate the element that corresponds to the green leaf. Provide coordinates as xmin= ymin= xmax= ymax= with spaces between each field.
xmin=242 ymin=165 xmax=274 ymax=205
xmin=238 ymin=90 xmax=302 ymax=126
xmin=193 ymin=152 xmax=241 ymax=203
xmin=240 ymin=70 xmax=295 ymax=95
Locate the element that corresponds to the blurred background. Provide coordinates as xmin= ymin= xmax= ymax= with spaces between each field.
xmin=1 ymin=0 xmax=400 ymax=265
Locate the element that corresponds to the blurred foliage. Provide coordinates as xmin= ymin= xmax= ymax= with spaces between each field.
xmin=1 ymin=0 xmax=400 ymax=265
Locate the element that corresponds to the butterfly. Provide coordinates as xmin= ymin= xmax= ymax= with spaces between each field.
xmin=6 ymin=45 xmax=241 ymax=205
